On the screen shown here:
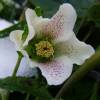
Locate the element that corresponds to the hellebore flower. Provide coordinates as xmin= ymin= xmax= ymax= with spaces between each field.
xmin=0 ymin=19 xmax=37 ymax=78
xmin=0 ymin=19 xmax=12 ymax=29
xmin=10 ymin=3 xmax=95 ymax=85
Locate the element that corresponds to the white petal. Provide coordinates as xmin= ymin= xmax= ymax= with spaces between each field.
xmin=25 ymin=8 xmax=50 ymax=32
xmin=24 ymin=8 xmax=36 ymax=46
xmin=17 ymin=57 xmax=37 ymax=77
xmin=0 ymin=19 xmax=13 ymax=30
xmin=29 ymin=56 xmax=73 ymax=85
xmin=25 ymin=8 xmax=36 ymax=34
xmin=56 ymin=33 xmax=95 ymax=65
xmin=0 ymin=37 xmax=37 ymax=78
xmin=10 ymin=30 xmax=23 ymax=51
xmin=42 ymin=3 xmax=77 ymax=41
xmin=23 ymin=31 xmax=35 ymax=46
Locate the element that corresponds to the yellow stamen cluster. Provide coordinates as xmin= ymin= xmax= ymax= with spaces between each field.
xmin=35 ymin=41 xmax=54 ymax=58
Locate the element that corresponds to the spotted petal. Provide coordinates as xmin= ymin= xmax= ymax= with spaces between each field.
xmin=42 ymin=3 xmax=77 ymax=42
xmin=10 ymin=30 xmax=23 ymax=51
xmin=25 ymin=8 xmax=49 ymax=44
xmin=24 ymin=9 xmax=36 ymax=46
xmin=29 ymin=56 xmax=73 ymax=85
xmin=55 ymin=33 xmax=95 ymax=65
xmin=25 ymin=8 xmax=49 ymax=33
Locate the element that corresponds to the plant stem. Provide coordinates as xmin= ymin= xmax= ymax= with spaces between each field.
xmin=55 ymin=50 xmax=100 ymax=98
xmin=19 ymin=0 xmax=29 ymax=21
xmin=25 ymin=93 xmax=30 ymax=100
xmin=0 ymin=89 xmax=9 ymax=100
xmin=90 ymin=81 xmax=99 ymax=100
xmin=12 ymin=53 xmax=23 ymax=78
xmin=2 ymin=52 xmax=23 ymax=100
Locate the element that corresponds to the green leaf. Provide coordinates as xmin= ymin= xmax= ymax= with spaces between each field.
xmin=35 ymin=6 xmax=43 ymax=16
xmin=96 ymin=46 xmax=100 ymax=51
xmin=68 ymin=0 xmax=98 ymax=17
xmin=67 ymin=0 xmax=98 ymax=33
xmin=21 ymin=25 xmax=28 ymax=42
xmin=0 ymin=0 xmax=22 ymax=21
xmin=0 ymin=21 xmax=25 ymax=38
xmin=90 ymin=82 xmax=98 ymax=100
xmin=0 ymin=77 xmax=52 ymax=99
xmin=63 ymin=78 xmax=95 ymax=100
xmin=0 ymin=2 xmax=3 ymax=11
xmin=30 ymin=0 xmax=60 ymax=17
xmin=87 ymin=3 xmax=100 ymax=21
xmin=32 ymin=0 xmax=98 ymax=17
xmin=17 ymin=51 xmax=23 ymax=58
xmin=87 ymin=3 xmax=100 ymax=27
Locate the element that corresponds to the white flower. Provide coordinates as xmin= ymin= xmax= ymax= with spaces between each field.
xmin=10 ymin=3 xmax=95 ymax=85
xmin=0 ymin=19 xmax=37 ymax=78
xmin=0 ymin=19 xmax=12 ymax=30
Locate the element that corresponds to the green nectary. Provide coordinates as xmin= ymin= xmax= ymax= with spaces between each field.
xmin=24 ymin=33 xmax=56 ymax=62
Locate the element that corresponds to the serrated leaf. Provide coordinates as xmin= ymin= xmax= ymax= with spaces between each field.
xmin=0 ymin=77 xmax=52 ymax=99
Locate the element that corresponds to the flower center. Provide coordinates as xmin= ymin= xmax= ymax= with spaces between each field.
xmin=35 ymin=41 xmax=54 ymax=58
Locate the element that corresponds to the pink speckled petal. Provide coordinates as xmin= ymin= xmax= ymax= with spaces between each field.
xmin=29 ymin=56 xmax=73 ymax=85
xmin=24 ymin=8 xmax=50 ymax=46
xmin=39 ymin=56 xmax=73 ymax=85
xmin=42 ymin=3 xmax=77 ymax=42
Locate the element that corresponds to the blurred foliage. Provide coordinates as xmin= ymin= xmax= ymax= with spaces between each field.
xmin=0 ymin=77 xmax=52 ymax=100
xmin=0 ymin=21 xmax=26 ymax=38
xmin=0 ymin=0 xmax=21 ymax=21
xmin=68 ymin=0 xmax=98 ymax=17
xmin=87 ymin=3 xmax=100 ymax=27
xmin=0 ymin=0 xmax=100 ymax=100
xmin=63 ymin=77 xmax=96 ymax=100
xmin=29 ymin=0 xmax=60 ymax=17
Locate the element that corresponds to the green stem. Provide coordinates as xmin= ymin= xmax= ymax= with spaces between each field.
xmin=25 ymin=93 xmax=30 ymax=100
xmin=19 ymin=0 xmax=29 ymax=21
xmin=12 ymin=53 xmax=23 ymax=78
xmin=0 ymin=89 xmax=9 ymax=100
xmin=2 ymin=52 xmax=23 ymax=100
xmin=55 ymin=50 xmax=100 ymax=98
xmin=90 ymin=81 xmax=99 ymax=100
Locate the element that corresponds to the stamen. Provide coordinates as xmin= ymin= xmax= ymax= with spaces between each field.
xmin=35 ymin=41 xmax=54 ymax=58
